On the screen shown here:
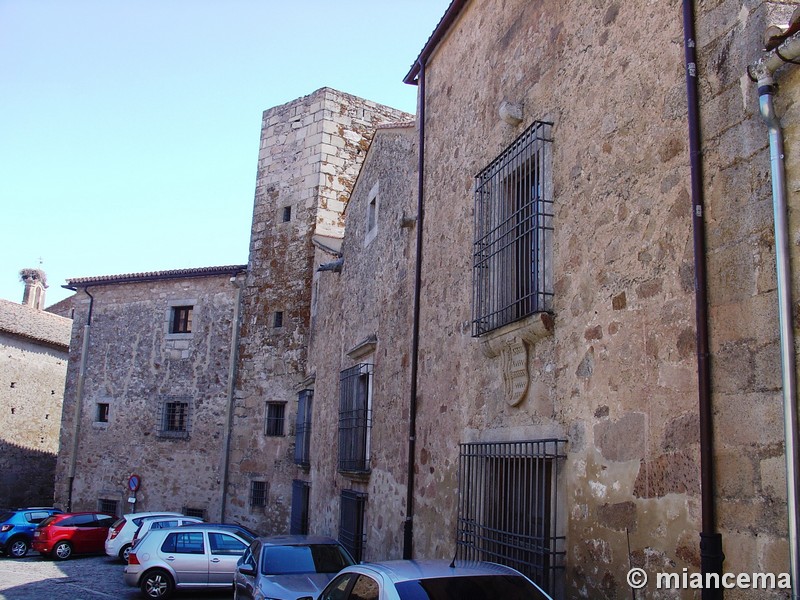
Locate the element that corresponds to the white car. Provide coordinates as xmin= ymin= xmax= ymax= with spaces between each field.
xmin=105 ymin=511 xmax=183 ymax=562
xmin=124 ymin=525 xmax=249 ymax=599
xmin=131 ymin=515 xmax=204 ymax=549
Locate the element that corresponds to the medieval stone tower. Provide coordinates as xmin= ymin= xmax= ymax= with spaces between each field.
xmin=19 ymin=268 xmax=47 ymax=310
xmin=224 ymin=88 xmax=412 ymax=530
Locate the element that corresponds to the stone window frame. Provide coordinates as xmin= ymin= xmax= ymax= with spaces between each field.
xmin=157 ymin=396 xmax=192 ymax=439
xmin=278 ymin=203 xmax=293 ymax=226
xmin=165 ymin=299 xmax=197 ymax=340
xmin=264 ymin=401 xmax=286 ymax=437
xmin=93 ymin=397 xmax=113 ymax=429
xmin=364 ymin=181 xmax=379 ymax=247
xmin=250 ymin=480 xmax=269 ymax=509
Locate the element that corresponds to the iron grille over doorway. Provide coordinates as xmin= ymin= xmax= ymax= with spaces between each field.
xmin=456 ymin=439 xmax=566 ymax=595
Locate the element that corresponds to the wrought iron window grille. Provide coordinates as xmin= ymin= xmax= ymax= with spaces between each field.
xmin=339 ymin=489 xmax=367 ymax=562
xmin=295 ymin=389 xmax=313 ymax=467
xmin=157 ymin=398 xmax=191 ymax=439
xmin=338 ymin=364 xmax=373 ymax=474
xmin=456 ymin=438 xmax=566 ymax=596
xmin=472 ymin=120 xmax=554 ymax=336
xmin=250 ymin=480 xmax=268 ymax=508
xmin=264 ymin=402 xmax=286 ymax=437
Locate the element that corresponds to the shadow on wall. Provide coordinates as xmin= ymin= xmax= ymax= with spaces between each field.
xmin=0 ymin=440 xmax=57 ymax=507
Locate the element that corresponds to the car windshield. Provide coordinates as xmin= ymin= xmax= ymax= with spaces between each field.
xmin=261 ymin=544 xmax=354 ymax=575
xmin=394 ymin=575 xmax=550 ymax=600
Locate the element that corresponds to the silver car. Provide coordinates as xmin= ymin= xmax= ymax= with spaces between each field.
xmin=123 ymin=525 xmax=249 ymax=599
xmin=233 ymin=535 xmax=355 ymax=600
xmin=311 ymin=559 xmax=554 ymax=600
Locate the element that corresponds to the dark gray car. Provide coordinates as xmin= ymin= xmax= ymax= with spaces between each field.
xmin=233 ymin=535 xmax=355 ymax=600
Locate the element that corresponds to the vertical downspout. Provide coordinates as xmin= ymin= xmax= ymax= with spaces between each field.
xmin=220 ymin=275 xmax=245 ymax=522
xmin=682 ymin=2 xmax=725 ymax=595
xmin=404 ymin=58 xmax=426 ymax=560
xmin=758 ymin=79 xmax=800 ymax=598
xmin=67 ymin=287 xmax=94 ymax=512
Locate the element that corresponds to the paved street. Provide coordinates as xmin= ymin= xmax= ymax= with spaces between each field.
xmin=0 ymin=554 xmax=232 ymax=600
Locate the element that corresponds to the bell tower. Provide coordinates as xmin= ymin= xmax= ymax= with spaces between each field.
xmin=20 ymin=268 xmax=47 ymax=310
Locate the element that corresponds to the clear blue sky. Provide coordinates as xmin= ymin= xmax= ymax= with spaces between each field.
xmin=0 ymin=0 xmax=449 ymax=306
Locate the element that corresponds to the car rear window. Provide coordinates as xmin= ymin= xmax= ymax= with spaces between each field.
xmin=394 ymin=575 xmax=550 ymax=600
xmin=38 ymin=516 xmax=58 ymax=528
xmin=111 ymin=517 xmax=126 ymax=529
xmin=261 ymin=544 xmax=354 ymax=575
xmin=0 ymin=512 xmax=13 ymax=523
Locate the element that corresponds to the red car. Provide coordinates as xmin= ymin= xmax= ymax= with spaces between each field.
xmin=32 ymin=511 xmax=116 ymax=560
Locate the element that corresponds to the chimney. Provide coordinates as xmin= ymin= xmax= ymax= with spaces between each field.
xmin=20 ymin=268 xmax=47 ymax=310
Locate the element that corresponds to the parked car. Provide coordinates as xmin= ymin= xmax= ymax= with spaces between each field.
xmin=178 ymin=522 xmax=259 ymax=544
xmin=233 ymin=535 xmax=355 ymax=600
xmin=124 ymin=525 xmax=250 ymax=599
xmin=131 ymin=515 xmax=204 ymax=549
xmin=105 ymin=511 xmax=183 ymax=562
xmin=310 ymin=559 xmax=554 ymax=600
xmin=0 ymin=507 xmax=62 ymax=558
xmin=32 ymin=511 xmax=115 ymax=560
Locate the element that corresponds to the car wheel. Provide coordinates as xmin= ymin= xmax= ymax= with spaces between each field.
xmin=52 ymin=541 xmax=72 ymax=560
xmin=140 ymin=569 xmax=175 ymax=599
xmin=8 ymin=537 xmax=29 ymax=558
xmin=119 ymin=543 xmax=132 ymax=562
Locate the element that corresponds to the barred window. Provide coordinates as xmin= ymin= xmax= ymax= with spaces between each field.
xmin=290 ymin=480 xmax=311 ymax=535
xmin=265 ymin=402 xmax=286 ymax=437
xmin=170 ymin=306 xmax=193 ymax=334
xmin=158 ymin=399 xmax=191 ymax=438
xmin=183 ymin=507 xmax=206 ymax=519
xmin=339 ymin=489 xmax=367 ymax=562
xmin=456 ymin=439 xmax=566 ymax=596
xmin=98 ymin=498 xmax=118 ymax=515
xmin=472 ymin=121 xmax=553 ymax=336
xmin=294 ymin=389 xmax=313 ymax=467
xmin=338 ymin=364 xmax=373 ymax=473
xmin=251 ymin=480 xmax=268 ymax=508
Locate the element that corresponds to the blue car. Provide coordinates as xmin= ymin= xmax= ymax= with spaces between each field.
xmin=0 ymin=507 xmax=62 ymax=558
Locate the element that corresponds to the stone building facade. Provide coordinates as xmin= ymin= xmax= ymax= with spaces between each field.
xmin=0 ymin=271 xmax=71 ymax=507
xmin=223 ymin=88 xmax=412 ymax=532
xmin=54 ymin=266 xmax=246 ymax=520
xmin=304 ymin=122 xmax=418 ymax=559
xmin=283 ymin=2 xmax=800 ymax=600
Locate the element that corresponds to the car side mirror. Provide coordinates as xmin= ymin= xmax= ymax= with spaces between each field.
xmin=237 ymin=565 xmax=256 ymax=577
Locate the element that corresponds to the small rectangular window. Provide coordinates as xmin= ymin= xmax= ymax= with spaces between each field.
xmin=251 ymin=481 xmax=268 ymax=508
xmin=183 ymin=507 xmax=206 ymax=519
xmin=170 ymin=306 xmax=193 ymax=334
xmin=274 ymin=311 xmax=284 ymax=328
xmin=282 ymin=206 xmax=292 ymax=222
xmin=265 ymin=402 xmax=286 ymax=437
xmin=98 ymin=498 xmax=118 ymax=515
xmin=367 ymin=196 xmax=377 ymax=232
xmin=159 ymin=399 xmax=191 ymax=438
xmin=96 ymin=403 xmax=109 ymax=423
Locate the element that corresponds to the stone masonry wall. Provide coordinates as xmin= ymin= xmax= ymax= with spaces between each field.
xmin=305 ymin=124 xmax=418 ymax=559
xmin=226 ymin=88 xmax=412 ymax=533
xmin=400 ymin=0 xmax=797 ymax=598
xmin=0 ymin=334 xmax=66 ymax=507
xmin=699 ymin=2 xmax=800 ymax=597
xmin=54 ymin=274 xmax=241 ymax=519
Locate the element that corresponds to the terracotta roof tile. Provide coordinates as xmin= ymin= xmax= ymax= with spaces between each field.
xmin=65 ymin=265 xmax=247 ymax=287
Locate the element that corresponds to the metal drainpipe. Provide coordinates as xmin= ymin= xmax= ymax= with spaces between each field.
xmin=67 ymin=286 xmax=94 ymax=512
xmin=403 ymin=57 xmax=426 ymax=560
xmin=682 ymin=2 xmax=724 ymax=595
xmin=758 ymin=78 xmax=800 ymax=598
xmin=219 ymin=275 xmax=244 ymax=522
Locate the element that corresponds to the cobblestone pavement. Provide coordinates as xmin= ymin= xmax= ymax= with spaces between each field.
xmin=0 ymin=553 xmax=233 ymax=600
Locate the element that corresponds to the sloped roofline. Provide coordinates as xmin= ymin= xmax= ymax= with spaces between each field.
xmin=64 ymin=265 xmax=247 ymax=289
xmin=403 ymin=0 xmax=468 ymax=85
